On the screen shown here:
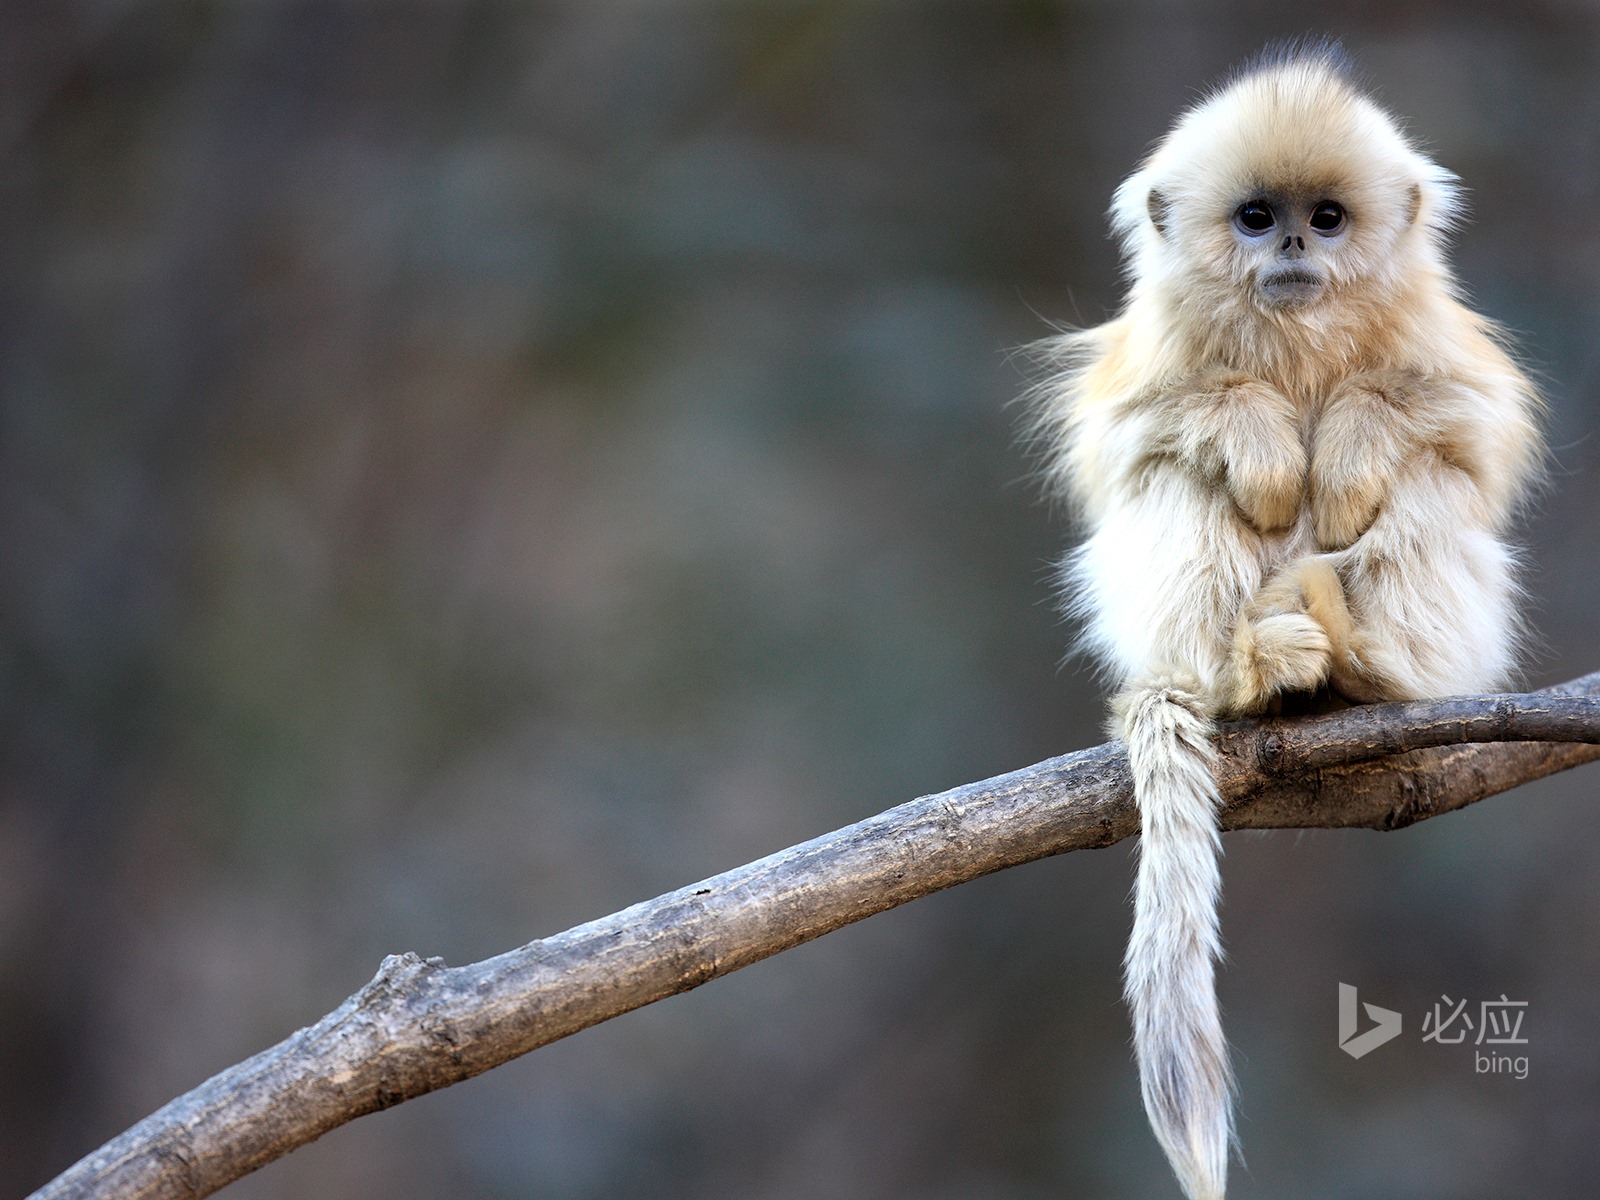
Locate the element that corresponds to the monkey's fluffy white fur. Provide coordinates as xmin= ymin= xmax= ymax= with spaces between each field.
xmin=1031 ymin=47 xmax=1540 ymax=1200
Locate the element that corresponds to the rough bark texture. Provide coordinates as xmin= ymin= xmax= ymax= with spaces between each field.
xmin=29 ymin=674 xmax=1600 ymax=1200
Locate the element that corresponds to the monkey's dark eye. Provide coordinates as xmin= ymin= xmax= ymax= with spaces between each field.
xmin=1309 ymin=201 xmax=1346 ymax=234
xmin=1234 ymin=202 xmax=1275 ymax=234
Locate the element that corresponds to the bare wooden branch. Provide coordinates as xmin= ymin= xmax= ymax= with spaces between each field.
xmin=30 ymin=673 xmax=1600 ymax=1200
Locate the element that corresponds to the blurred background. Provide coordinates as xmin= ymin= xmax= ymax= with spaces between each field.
xmin=4 ymin=4 xmax=1598 ymax=1198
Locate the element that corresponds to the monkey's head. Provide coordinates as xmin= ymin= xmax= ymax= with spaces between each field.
xmin=1111 ymin=45 xmax=1461 ymax=321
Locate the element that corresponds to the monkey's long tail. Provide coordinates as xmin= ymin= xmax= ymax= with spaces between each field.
xmin=1120 ymin=683 xmax=1234 ymax=1200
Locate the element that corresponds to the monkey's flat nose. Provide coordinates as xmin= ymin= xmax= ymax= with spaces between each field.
xmin=1279 ymin=234 xmax=1307 ymax=256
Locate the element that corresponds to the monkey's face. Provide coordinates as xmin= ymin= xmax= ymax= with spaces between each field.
xmin=1113 ymin=60 xmax=1461 ymax=327
xmin=1228 ymin=192 xmax=1349 ymax=310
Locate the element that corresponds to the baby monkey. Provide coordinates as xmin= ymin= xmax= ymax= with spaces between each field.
xmin=1031 ymin=44 xmax=1540 ymax=1199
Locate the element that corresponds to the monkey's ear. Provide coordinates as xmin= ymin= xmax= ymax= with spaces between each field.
xmin=1147 ymin=189 xmax=1170 ymax=236
xmin=1406 ymin=183 xmax=1423 ymax=225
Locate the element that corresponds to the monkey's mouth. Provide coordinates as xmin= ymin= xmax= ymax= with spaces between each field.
xmin=1258 ymin=269 xmax=1325 ymax=308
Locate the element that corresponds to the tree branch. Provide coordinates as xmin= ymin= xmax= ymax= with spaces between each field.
xmin=30 ymin=673 xmax=1600 ymax=1200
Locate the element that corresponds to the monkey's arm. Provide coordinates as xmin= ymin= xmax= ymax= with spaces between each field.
xmin=1309 ymin=365 xmax=1539 ymax=550
xmin=1310 ymin=368 xmax=1539 ymax=700
xmin=1139 ymin=370 xmax=1307 ymax=533
xmin=1307 ymin=370 xmax=1418 ymax=550
xmin=1070 ymin=372 xmax=1327 ymax=713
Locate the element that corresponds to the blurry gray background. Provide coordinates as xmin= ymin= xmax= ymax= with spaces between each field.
xmin=5 ymin=4 xmax=1598 ymax=1199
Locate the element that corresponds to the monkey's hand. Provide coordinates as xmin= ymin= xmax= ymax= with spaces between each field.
xmin=1229 ymin=556 xmax=1397 ymax=712
xmin=1227 ymin=559 xmax=1335 ymax=713
xmin=1159 ymin=374 xmax=1306 ymax=533
xmin=1309 ymin=372 xmax=1421 ymax=550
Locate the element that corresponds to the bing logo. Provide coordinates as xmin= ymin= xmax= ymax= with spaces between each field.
xmin=1338 ymin=983 xmax=1402 ymax=1059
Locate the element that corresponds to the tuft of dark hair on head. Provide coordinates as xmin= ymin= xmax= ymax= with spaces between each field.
xmin=1229 ymin=36 xmax=1354 ymax=83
